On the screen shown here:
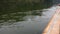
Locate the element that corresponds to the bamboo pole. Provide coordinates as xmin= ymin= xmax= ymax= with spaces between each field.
xmin=42 ymin=7 xmax=60 ymax=34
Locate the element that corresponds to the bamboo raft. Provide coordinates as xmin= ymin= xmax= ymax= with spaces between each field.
xmin=42 ymin=7 xmax=60 ymax=34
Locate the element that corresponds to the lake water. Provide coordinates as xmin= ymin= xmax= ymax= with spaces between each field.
xmin=0 ymin=6 xmax=58 ymax=34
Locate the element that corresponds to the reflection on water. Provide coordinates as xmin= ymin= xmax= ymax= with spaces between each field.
xmin=0 ymin=6 xmax=58 ymax=34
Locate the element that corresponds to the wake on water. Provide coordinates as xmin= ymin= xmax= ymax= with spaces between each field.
xmin=23 ymin=5 xmax=60 ymax=21
xmin=0 ymin=5 xmax=60 ymax=34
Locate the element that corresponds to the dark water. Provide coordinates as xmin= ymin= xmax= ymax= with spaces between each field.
xmin=0 ymin=6 xmax=58 ymax=34
xmin=52 ymin=0 xmax=60 ymax=4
